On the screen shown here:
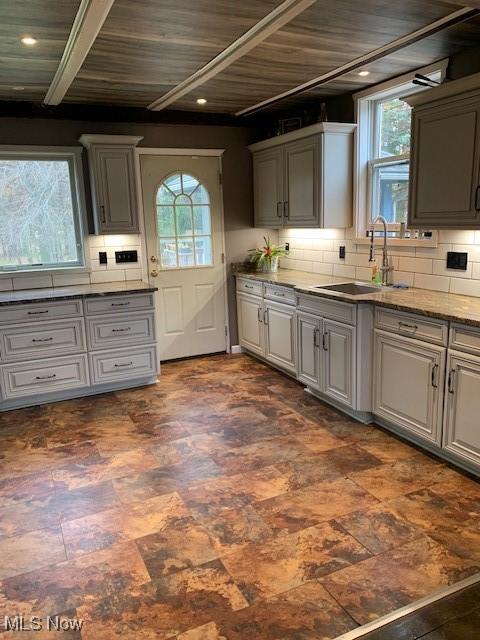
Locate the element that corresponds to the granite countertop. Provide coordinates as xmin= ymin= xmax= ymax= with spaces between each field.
xmin=235 ymin=269 xmax=480 ymax=328
xmin=0 ymin=281 xmax=157 ymax=306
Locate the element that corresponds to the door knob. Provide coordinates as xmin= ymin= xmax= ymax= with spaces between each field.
xmin=150 ymin=269 xmax=159 ymax=277
xmin=150 ymin=256 xmax=158 ymax=263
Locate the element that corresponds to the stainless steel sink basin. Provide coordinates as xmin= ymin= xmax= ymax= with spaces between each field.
xmin=315 ymin=282 xmax=381 ymax=295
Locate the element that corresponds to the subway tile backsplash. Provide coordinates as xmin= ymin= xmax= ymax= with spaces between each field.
xmin=279 ymin=228 xmax=480 ymax=298
xmin=0 ymin=234 xmax=145 ymax=291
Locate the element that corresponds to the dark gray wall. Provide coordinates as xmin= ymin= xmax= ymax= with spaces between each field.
xmin=0 ymin=117 xmax=273 ymax=344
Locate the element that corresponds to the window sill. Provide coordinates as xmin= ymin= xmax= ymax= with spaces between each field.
xmin=354 ymin=237 xmax=438 ymax=248
xmin=0 ymin=266 xmax=91 ymax=279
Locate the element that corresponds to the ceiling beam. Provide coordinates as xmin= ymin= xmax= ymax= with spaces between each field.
xmin=147 ymin=0 xmax=317 ymax=111
xmin=236 ymin=6 xmax=480 ymax=116
xmin=44 ymin=0 xmax=115 ymax=106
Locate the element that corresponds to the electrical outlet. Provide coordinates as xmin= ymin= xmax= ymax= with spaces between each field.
xmin=285 ymin=242 xmax=290 ymax=253
xmin=115 ymin=250 xmax=138 ymax=264
xmin=339 ymin=246 xmax=346 ymax=260
xmin=99 ymin=251 xmax=107 ymax=265
xmin=447 ymin=251 xmax=468 ymax=271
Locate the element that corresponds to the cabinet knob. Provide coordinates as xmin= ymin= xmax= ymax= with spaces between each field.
xmin=150 ymin=269 xmax=159 ymax=277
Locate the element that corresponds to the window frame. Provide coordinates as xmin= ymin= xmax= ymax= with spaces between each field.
xmin=0 ymin=145 xmax=88 ymax=274
xmin=155 ymin=171 xmax=214 ymax=271
xmin=354 ymin=59 xmax=448 ymax=244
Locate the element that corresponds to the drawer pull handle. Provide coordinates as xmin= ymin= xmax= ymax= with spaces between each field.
xmin=32 ymin=337 xmax=54 ymax=343
xmin=399 ymin=321 xmax=418 ymax=331
xmin=273 ymin=291 xmax=285 ymax=297
xmin=28 ymin=310 xmax=49 ymax=315
xmin=35 ymin=374 xmax=57 ymax=381
xmin=112 ymin=327 xmax=131 ymax=333
xmin=323 ymin=331 xmax=329 ymax=351
xmin=448 ymin=369 xmax=456 ymax=394
xmin=101 ymin=204 xmax=106 ymax=223
xmin=476 ymin=185 xmax=480 ymax=212
xmin=111 ymin=301 xmax=130 ymax=307
xmin=114 ymin=361 xmax=133 ymax=368
xmin=257 ymin=307 xmax=262 ymax=323
xmin=313 ymin=327 xmax=320 ymax=348
xmin=244 ymin=284 xmax=254 ymax=289
xmin=277 ymin=201 xmax=283 ymax=218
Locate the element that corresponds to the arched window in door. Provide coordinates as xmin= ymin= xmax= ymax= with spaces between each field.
xmin=156 ymin=172 xmax=212 ymax=268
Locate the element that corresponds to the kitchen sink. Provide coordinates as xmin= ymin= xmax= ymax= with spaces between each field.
xmin=315 ymin=282 xmax=381 ymax=295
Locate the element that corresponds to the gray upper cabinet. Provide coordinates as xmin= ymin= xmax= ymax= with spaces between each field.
xmin=406 ymin=74 xmax=480 ymax=229
xmin=80 ymin=134 xmax=143 ymax=234
xmin=249 ymin=123 xmax=355 ymax=229
xmin=253 ymin=147 xmax=284 ymax=228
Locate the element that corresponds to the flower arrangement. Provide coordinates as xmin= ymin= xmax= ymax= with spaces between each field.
xmin=249 ymin=236 xmax=287 ymax=272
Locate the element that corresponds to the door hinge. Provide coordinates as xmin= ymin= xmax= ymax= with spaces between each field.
xmin=219 ymin=172 xmax=223 ymax=185
xmin=225 ymin=325 xmax=228 ymax=336
xmin=221 ymin=252 xmax=225 ymax=264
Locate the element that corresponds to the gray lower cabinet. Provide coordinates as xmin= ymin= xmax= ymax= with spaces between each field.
xmin=80 ymin=135 xmax=142 ymax=234
xmin=443 ymin=350 xmax=480 ymax=468
xmin=264 ymin=300 xmax=296 ymax=373
xmin=323 ymin=319 xmax=355 ymax=407
xmin=297 ymin=312 xmax=321 ymax=388
xmin=406 ymin=77 xmax=480 ymax=229
xmin=374 ymin=330 xmax=446 ymax=445
xmin=253 ymin=147 xmax=284 ymax=228
xmin=237 ymin=292 xmax=264 ymax=356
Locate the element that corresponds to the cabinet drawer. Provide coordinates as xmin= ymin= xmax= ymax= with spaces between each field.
xmin=236 ymin=278 xmax=263 ymax=297
xmin=297 ymin=293 xmax=356 ymax=325
xmin=0 ymin=299 xmax=83 ymax=325
xmin=85 ymin=293 xmax=154 ymax=315
xmin=0 ymin=319 xmax=86 ymax=363
xmin=87 ymin=312 xmax=155 ymax=350
xmin=450 ymin=323 xmax=480 ymax=356
xmin=264 ymin=284 xmax=296 ymax=305
xmin=90 ymin=345 xmax=158 ymax=384
xmin=1 ymin=354 xmax=89 ymax=399
xmin=375 ymin=308 xmax=448 ymax=346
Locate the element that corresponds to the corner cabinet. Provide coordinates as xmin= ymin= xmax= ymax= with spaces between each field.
xmin=249 ymin=123 xmax=355 ymax=229
xmin=405 ymin=74 xmax=480 ymax=229
xmin=80 ymin=134 xmax=143 ymax=234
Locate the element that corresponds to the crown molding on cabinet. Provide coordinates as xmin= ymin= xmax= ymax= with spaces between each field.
xmin=248 ymin=122 xmax=357 ymax=152
xmin=79 ymin=134 xmax=144 ymax=148
xmin=404 ymin=70 xmax=480 ymax=107
xmin=44 ymin=0 xmax=115 ymax=106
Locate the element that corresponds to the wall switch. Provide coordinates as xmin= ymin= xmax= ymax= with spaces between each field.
xmin=115 ymin=250 xmax=138 ymax=264
xmin=339 ymin=246 xmax=346 ymax=260
xmin=447 ymin=251 xmax=468 ymax=271
xmin=285 ymin=242 xmax=290 ymax=253
xmin=99 ymin=251 xmax=107 ymax=265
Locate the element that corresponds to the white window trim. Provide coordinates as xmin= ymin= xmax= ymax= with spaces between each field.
xmin=0 ymin=145 xmax=89 ymax=275
xmin=353 ymin=59 xmax=448 ymax=246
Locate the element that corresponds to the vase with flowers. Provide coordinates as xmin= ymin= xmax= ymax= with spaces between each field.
xmin=249 ymin=237 xmax=287 ymax=273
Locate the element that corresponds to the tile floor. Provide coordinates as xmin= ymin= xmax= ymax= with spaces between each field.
xmin=0 ymin=353 xmax=479 ymax=639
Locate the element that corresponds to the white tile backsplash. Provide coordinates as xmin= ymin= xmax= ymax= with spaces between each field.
xmin=279 ymin=228 xmax=480 ymax=298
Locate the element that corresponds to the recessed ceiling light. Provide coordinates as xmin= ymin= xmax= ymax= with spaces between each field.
xmin=196 ymin=98 xmax=207 ymax=105
xmin=21 ymin=36 xmax=37 ymax=46
xmin=358 ymin=70 xmax=370 ymax=77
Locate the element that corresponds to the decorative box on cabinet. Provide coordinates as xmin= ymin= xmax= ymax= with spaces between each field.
xmin=80 ymin=134 xmax=143 ymax=234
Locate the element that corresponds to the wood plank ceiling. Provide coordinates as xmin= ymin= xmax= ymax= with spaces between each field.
xmin=1 ymin=0 xmax=480 ymax=117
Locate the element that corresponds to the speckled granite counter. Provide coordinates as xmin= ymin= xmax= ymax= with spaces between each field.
xmin=0 ymin=281 xmax=157 ymax=306
xmin=235 ymin=269 xmax=480 ymax=328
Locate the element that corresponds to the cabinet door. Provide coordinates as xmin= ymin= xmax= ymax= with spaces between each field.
xmin=93 ymin=146 xmax=139 ymax=233
xmin=322 ymin=319 xmax=355 ymax=407
xmin=237 ymin=293 xmax=264 ymax=356
xmin=409 ymin=99 xmax=480 ymax=228
xmin=253 ymin=148 xmax=284 ymax=228
xmin=297 ymin=312 xmax=321 ymax=389
xmin=284 ymin=136 xmax=320 ymax=228
xmin=374 ymin=330 xmax=445 ymax=445
xmin=443 ymin=350 xmax=480 ymax=469
xmin=264 ymin=301 xmax=296 ymax=373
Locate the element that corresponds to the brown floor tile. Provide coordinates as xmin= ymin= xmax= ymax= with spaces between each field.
xmin=389 ymin=489 xmax=480 ymax=562
xmin=349 ymin=455 xmax=461 ymax=501
xmin=211 ymin=581 xmax=359 ymax=640
xmin=322 ymin=444 xmax=384 ymax=474
xmin=0 ymin=471 xmax=54 ymax=508
xmin=77 ymin=560 xmax=248 ymax=639
xmin=274 ymin=454 xmax=344 ymax=491
xmin=321 ymin=536 xmax=480 ymax=624
xmin=222 ymin=520 xmax=371 ymax=603
xmin=429 ymin=474 xmax=480 ymax=517
xmin=136 ymin=516 xmax=219 ymax=578
xmin=256 ymin=477 xmax=379 ymax=533
xmin=358 ymin=432 xmax=421 ymax=463
xmin=0 ymin=541 xmax=150 ymax=619
xmin=212 ymin=437 xmax=311 ymax=475
xmin=336 ymin=503 xmax=422 ymax=555
xmin=0 ymin=527 xmax=66 ymax=580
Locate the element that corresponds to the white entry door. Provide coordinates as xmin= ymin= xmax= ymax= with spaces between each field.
xmin=140 ymin=154 xmax=227 ymax=361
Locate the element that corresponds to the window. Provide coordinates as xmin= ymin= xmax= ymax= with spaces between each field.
xmin=156 ymin=172 xmax=213 ymax=269
xmin=354 ymin=60 xmax=447 ymax=240
xmin=0 ymin=148 xmax=86 ymax=271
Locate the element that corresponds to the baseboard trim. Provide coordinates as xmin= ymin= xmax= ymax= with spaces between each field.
xmin=231 ymin=345 xmax=244 ymax=354
xmin=335 ymin=572 xmax=480 ymax=640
